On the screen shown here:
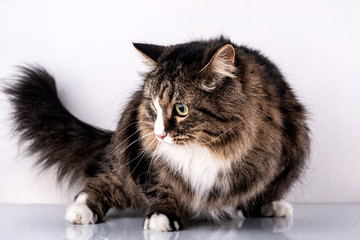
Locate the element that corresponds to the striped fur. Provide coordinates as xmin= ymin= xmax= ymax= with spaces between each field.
xmin=6 ymin=37 xmax=310 ymax=231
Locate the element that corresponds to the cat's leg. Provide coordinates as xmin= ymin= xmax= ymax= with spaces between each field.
xmin=65 ymin=174 xmax=130 ymax=225
xmin=142 ymin=184 xmax=182 ymax=232
xmin=260 ymin=200 xmax=293 ymax=217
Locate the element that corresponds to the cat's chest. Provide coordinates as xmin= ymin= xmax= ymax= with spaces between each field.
xmin=156 ymin=143 xmax=230 ymax=197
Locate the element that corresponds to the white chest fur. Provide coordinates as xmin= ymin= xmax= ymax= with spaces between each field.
xmin=156 ymin=143 xmax=230 ymax=198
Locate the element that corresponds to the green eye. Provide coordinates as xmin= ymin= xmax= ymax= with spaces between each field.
xmin=175 ymin=103 xmax=189 ymax=116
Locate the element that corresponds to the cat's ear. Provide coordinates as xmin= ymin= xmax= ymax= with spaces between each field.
xmin=200 ymin=44 xmax=236 ymax=91
xmin=133 ymin=43 xmax=165 ymax=67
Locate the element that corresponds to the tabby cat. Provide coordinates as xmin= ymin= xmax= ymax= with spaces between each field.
xmin=5 ymin=37 xmax=310 ymax=231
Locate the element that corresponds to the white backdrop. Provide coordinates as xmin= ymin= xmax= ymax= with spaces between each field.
xmin=0 ymin=0 xmax=359 ymax=204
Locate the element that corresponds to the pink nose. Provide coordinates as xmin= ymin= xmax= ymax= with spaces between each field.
xmin=156 ymin=134 xmax=166 ymax=140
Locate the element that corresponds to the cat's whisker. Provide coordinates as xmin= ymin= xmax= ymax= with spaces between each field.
xmin=184 ymin=133 xmax=217 ymax=153
xmin=108 ymin=130 xmax=149 ymax=157
xmin=111 ymin=131 xmax=154 ymax=159
xmin=210 ymin=188 xmax=221 ymax=203
xmin=112 ymin=120 xmax=154 ymax=138
xmin=109 ymin=126 xmax=153 ymax=154
xmin=111 ymin=125 xmax=151 ymax=143
xmin=112 ymin=131 xmax=154 ymax=158
xmin=125 ymin=139 xmax=156 ymax=171
xmin=125 ymin=138 xmax=157 ymax=181
xmin=118 ymin=138 xmax=156 ymax=169
xmin=207 ymin=123 xmax=241 ymax=144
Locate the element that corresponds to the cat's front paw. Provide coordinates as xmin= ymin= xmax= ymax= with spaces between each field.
xmin=143 ymin=212 xmax=181 ymax=232
xmin=65 ymin=202 xmax=98 ymax=225
xmin=261 ymin=200 xmax=293 ymax=217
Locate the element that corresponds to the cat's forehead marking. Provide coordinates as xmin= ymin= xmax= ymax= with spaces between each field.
xmin=153 ymin=97 xmax=162 ymax=113
xmin=153 ymin=97 xmax=166 ymax=138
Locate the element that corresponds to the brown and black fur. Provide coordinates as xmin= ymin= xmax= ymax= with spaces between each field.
xmin=5 ymin=37 xmax=310 ymax=230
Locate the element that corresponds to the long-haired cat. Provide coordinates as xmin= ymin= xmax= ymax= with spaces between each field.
xmin=5 ymin=37 xmax=310 ymax=231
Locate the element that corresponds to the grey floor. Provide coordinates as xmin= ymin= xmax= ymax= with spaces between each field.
xmin=0 ymin=204 xmax=359 ymax=240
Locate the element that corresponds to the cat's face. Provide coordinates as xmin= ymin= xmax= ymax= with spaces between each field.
xmin=135 ymin=41 xmax=242 ymax=147
xmin=143 ymin=76 xmax=209 ymax=145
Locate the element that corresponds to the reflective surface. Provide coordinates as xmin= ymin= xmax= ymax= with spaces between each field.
xmin=0 ymin=204 xmax=359 ymax=240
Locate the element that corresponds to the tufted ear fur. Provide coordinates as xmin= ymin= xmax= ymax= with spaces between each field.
xmin=200 ymin=44 xmax=236 ymax=91
xmin=133 ymin=43 xmax=165 ymax=68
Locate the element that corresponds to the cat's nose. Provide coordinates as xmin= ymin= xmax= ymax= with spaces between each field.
xmin=156 ymin=134 xmax=167 ymax=141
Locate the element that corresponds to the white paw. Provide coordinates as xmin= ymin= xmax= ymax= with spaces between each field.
xmin=261 ymin=200 xmax=293 ymax=217
xmin=65 ymin=193 xmax=97 ymax=225
xmin=65 ymin=203 xmax=97 ymax=225
xmin=237 ymin=210 xmax=246 ymax=218
xmin=143 ymin=213 xmax=180 ymax=232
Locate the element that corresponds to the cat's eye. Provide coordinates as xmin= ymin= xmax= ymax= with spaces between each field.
xmin=175 ymin=103 xmax=189 ymax=116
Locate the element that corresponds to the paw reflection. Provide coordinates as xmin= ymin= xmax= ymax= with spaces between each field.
xmin=260 ymin=217 xmax=293 ymax=233
xmin=66 ymin=224 xmax=97 ymax=240
xmin=236 ymin=216 xmax=293 ymax=233
xmin=236 ymin=218 xmax=246 ymax=229
xmin=143 ymin=230 xmax=180 ymax=240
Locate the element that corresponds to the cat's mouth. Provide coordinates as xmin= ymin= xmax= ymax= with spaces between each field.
xmin=155 ymin=133 xmax=191 ymax=145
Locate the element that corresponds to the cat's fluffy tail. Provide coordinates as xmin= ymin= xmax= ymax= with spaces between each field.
xmin=5 ymin=66 xmax=113 ymax=183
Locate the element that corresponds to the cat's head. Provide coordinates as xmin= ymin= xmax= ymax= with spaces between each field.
xmin=135 ymin=38 xmax=245 ymax=149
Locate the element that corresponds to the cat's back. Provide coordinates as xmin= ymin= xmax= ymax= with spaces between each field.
xmin=236 ymin=43 xmax=310 ymax=192
xmin=236 ymin=44 xmax=308 ymax=128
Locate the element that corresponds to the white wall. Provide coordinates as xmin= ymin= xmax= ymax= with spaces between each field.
xmin=0 ymin=0 xmax=359 ymax=204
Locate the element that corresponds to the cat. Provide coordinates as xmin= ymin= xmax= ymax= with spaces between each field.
xmin=5 ymin=36 xmax=310 ymax=232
